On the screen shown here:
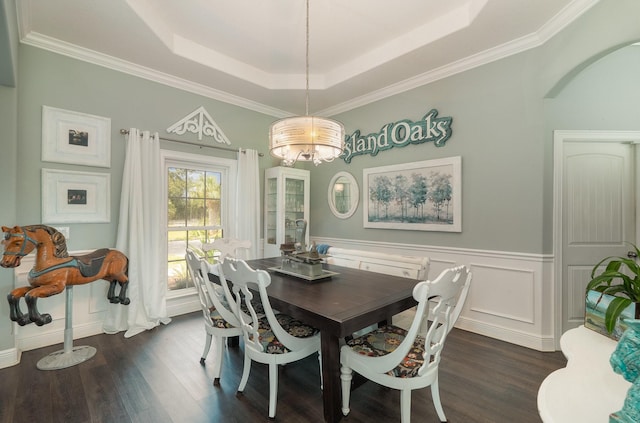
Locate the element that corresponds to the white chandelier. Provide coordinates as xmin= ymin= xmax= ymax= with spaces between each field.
xmin=268 ymin=0 xmax=345 ymax=166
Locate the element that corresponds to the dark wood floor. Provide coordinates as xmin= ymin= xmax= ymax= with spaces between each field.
xmin=0 ymin=312 xmax=566 ymax=423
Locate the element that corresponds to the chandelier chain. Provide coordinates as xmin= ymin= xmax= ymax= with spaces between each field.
xmin=305 ymin=0 xmax=310 ymax=116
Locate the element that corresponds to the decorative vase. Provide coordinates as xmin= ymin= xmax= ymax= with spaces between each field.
xmin=609 ymin=319 xmax=640 ymax=423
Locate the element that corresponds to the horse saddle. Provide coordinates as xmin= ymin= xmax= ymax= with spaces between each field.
xmin=73 ymin=248 xmax=111 ymax=278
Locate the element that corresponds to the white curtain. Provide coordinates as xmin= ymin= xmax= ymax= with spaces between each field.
xmin=235 ymin=148 xmax=260 ymax=259
xmin=103 ymin=128 xmax=171 ymax=337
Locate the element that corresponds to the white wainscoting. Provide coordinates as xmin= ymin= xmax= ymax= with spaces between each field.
xmin=312 ymin=237 xmax=556 ymax=351
xmin=0 ymin=240 xmax=554 ymax=369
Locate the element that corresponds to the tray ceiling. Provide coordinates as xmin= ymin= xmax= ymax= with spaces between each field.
xmin=17 ymin=0 xmax=597 ymax=117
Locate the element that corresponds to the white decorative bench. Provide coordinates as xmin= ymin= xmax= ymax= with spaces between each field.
xmin=324 ymin=247 xmax=429 ymax=280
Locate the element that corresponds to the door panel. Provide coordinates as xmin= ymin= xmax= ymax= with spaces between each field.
xmin=562 ymin=142 xmax=635 ymax=333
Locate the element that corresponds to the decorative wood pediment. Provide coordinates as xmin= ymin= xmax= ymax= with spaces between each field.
xmin=167 ymin=106 xmax=230 ymax=144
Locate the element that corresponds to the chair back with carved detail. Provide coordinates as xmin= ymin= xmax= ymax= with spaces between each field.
xmin=340 ymin=265 xmax=472 ymax=423
xmin=218 ymin=258 xmax=321 ymax=419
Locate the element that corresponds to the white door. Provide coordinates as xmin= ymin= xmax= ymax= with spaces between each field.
xmin=560 ymin=140 xmax=636 ymax=334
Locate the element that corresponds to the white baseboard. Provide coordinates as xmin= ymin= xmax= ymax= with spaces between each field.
xmin=0 ymin=347 xmax=20 ymax=369
xmin=456 ymin=317 xmax=557 ymax=352
xmin=16 ymin=320 xmax=105 ymax=352
xmin=167 ymin=295 xmax=200 ymax=317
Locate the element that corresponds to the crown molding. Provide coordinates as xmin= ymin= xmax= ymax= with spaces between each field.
xmin=318 ymin=32 xmax=542 ymax=116
xmin=537 ymin=0 xmax=599 ymax=43
xmin=17 ymin=0 xmax=598 ymax=118
xmin=19 ymin=31 xmax=291 ymax=118
xmin=318 ymin=0 xmax=600 ymax=116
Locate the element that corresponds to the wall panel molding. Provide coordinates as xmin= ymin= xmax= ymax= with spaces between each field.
xmin=468 ymin=263 xmax=535 ymax=324
xmin=313 ymin=237 xmax=556 ymax=351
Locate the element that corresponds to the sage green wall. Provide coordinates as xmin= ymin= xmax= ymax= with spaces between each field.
xmin=17 ymin=46 xmax=280 ymax=251
xmin=309 ymin=53 xmax=545 ymax=253
xmin=308 ymin=0 xmax=640 ymax=255
xmin=545 ymin=45 xmax=640 ymax=131
xmin=0 ymin=84 xmax=17 ymax=352
xmin=0 ymin=0 xmax=18 ymax=352
xmin=0 ymin=0 xmax=16 ymax=86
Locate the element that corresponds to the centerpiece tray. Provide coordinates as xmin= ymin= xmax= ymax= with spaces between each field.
xmin=269 ymin=266 xmax=339 ymax=282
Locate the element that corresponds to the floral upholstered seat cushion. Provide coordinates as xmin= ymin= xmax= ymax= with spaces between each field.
xmin=209 ymin=306 xmax=235 ymax=329
xmin=251 ymin=314 xmax=319 ymax=354
xmin=345 ymin=325 xmax=428 ymax=378
xmin=277 ymin=314 xmax=319 ymax=338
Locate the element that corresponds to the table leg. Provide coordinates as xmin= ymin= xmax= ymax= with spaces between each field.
xmin=321 ymin=332 xmax=343 ymax=423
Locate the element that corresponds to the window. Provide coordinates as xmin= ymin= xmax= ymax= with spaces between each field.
xmin=162 ymin=150 xmax=236 ymax=293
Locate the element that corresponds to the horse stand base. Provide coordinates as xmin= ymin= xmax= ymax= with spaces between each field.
xmin=37 ymin=345 xmax=97 ymax=370
xmin=35 ymin=285 xmax=97 ymax=370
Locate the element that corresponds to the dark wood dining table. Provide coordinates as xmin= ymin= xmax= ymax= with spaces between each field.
xmin=244 ymin=257 xmax=419 ymax=423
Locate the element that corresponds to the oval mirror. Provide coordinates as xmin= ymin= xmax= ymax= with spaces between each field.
xmin=328 ymin=171 xmax=359 ymax=219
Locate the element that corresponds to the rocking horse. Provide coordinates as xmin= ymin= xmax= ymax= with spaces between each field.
xmin=1 ymin=224 xmax=130 ymax=327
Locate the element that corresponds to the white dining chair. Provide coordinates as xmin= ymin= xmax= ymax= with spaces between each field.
xmin=219 ymin=258 xmax=322 ymax=419
xmin=185 ymin=248 xmax=243 ymax=385
xmin=202 ymin=238 xmax=252 ymax=261
xmin=203 ymin=238 xmax=268 ymax=319
xmin=340 ymin=265 xmax=472 ymax=423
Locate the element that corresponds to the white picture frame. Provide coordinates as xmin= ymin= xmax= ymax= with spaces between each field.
xmin=42 ymin=106 xmax=111 ymax=168
xmin=42 ymin=169 xmax=111 ymax=223
xmin=363 ymin=156 xmax=461 ymax=232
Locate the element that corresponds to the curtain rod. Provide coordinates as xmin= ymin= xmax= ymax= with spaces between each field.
xmin=119 ymin=129 xmax=264 ymax=157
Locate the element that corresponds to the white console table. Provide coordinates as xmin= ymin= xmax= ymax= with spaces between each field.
xmin=538 ymin=325 xmax=631 ymax=422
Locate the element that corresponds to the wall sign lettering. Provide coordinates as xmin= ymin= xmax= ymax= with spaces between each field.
xmin=341 ymin=109 xmax=452 ymax=163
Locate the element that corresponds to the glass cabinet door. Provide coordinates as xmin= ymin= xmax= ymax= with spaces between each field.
xmin=265 ymin=176 xmax=277 ymax=247
xmin=263 ymin=167 xmax=310 ymax=258
xmin=283 ymin=177 xmax=305 ymax=244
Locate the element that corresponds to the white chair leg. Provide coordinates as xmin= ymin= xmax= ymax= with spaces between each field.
xmin=431 ymin=377 xmax=447 ymax=422
xmin=340 ymin=365 xmax=353 ymax=416
xmin=268 ymin=362 xmax=279 ymax=418
xmin=318 ymin=352 xmax=323 ymax=390
xmin=237 ymin=352 xmax=252 ymax=393
xmin=400 ymin=389 xmax=412 ymax=423
xmin=200 ymin=331 xmax=213 ymax=365
xmin=211 ymin=334 xmax=223 ymax=385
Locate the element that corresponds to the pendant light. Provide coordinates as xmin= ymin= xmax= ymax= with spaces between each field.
xmin=268 ymin=0 xmax=345 ymax=166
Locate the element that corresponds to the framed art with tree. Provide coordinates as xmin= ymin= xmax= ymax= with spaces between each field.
xmin=363 ymin=156 xmax=461 ymax=232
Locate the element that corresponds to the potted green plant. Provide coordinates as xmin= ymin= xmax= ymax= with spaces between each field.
xmin=587 ymin=243 xmax=640 ymax=334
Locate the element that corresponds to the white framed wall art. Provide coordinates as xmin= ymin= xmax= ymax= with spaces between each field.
xmin=41 ymin=106 xmax=111 ymax=168
xmin=42 ymin=168 xmax=111 ymax=223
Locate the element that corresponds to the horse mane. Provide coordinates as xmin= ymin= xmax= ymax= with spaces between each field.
xmin=23 ymin=224 xmax=69 ymax=258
